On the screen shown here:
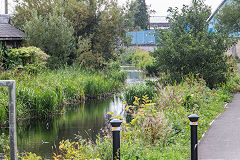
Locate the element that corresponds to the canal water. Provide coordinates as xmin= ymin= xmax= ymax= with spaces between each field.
xmin=6 ymin=66 xmax=146 ymax=158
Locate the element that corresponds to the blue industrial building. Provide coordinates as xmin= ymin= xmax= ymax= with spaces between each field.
xmin=126 ymin=30 xmax=156 ymax=45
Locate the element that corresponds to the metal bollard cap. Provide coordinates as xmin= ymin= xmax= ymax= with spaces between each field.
xmin=110 ymin=119 xmax=122 ymax=127
xmin=188 ymin=114 xmax=199 ymax=122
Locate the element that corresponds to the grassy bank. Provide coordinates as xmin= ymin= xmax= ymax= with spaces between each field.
xmin=48 ymin=64 xmax=240 ymax=159
xmin=0 ymin=67 xmax=126 ymax=123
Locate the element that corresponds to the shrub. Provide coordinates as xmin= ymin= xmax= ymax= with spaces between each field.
xmin=0 ymin=133 xmax=9 ymax=154
xmin=19 ymin=152 xmax=41 ymax=160
xmin=126 ymin=96 xmax=172 ymax=144
xmin=145 ymin=63 xmax=159 ymax=75
xmin=2 ymin=46 xmax=49 ymax=72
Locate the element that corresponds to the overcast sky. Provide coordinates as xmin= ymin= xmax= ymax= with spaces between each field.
xmin=1 ymin=0 xmax=224 ymax=15
xmin=119 ymin=0 xmax=223 ymax=16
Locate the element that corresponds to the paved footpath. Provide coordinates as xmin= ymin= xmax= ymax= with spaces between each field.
xmin=199 ymin=93 xmax=240 ymax=160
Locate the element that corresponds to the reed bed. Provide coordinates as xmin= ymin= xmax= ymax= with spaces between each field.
xmin=0 ymin=67 xmax=126 ymax=122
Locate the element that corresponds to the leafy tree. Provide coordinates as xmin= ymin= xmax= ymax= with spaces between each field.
xmin=152 ymin=0 xmax=234 ymax=88
xmin=216 ymin=0 xmax=240 ymax=34
xmin=134 ymin=0 xmax=149 ymax=30
xmin=121 ymin=0 xmax=139 ymax=29
xmin=13 ymin=0 xmax=125 ymax=69
xmin=24 ymin=9 xmax=75 ymax=67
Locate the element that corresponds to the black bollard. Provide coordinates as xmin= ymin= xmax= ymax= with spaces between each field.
xmin=110 ymin=119 xmax=122 ymax=160
xmin=188 ymin=114 xmax=199 ymax=160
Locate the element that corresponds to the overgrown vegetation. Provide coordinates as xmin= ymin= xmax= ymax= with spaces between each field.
xmin=0 ymin=67 xmax=126 ymax=123
xmin=119 ymin=48 xmax=154 ymax=71
xmin=0 ymin=46 xmax=49 ymax=73
xmin=50 ymin=62 xmax=240 ymax=159
xmin=124 ymin=83 xmax=155 ymax=105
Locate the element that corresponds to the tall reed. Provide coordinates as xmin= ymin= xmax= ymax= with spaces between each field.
xmin=0 ymin=67 xmax=126 ymax=122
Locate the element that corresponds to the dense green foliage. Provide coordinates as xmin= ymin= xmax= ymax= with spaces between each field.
xmin=121 ymin=0 xmax=139 ymax=29
xmin=216 ymin=0 xmax=240 ymax=34
xmin=152 ymin=0 xmax=234 ymax=88
xmin=14 ymin=0 xmax=125 ymax=68
xmin=134 ymin=0 xmax=149 ymax=30
xmin=0 ymin=46 xmax=49 ymax=72
xmin=50 ymin=63 xmax=240 ymax=159
xmin=24 ymin=10 xmax=74 ymax=67
xmin=0 ymin=67 xmax=126 ymax=123
xmin=119 ymin=48 xmax=154 ymax=71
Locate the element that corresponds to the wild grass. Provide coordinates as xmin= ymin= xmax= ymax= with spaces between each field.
xmin=51 ymin=65 xmax=240 ymax=159
xmin=123 ymin=83 xmax=155 ymax=105
xmin=3 ymin=62 xmax=240 ymax=159
xmin=0 ymin=67 xmax=126 ymax=122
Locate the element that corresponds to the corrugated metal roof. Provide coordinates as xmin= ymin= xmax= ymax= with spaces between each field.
xmin=126 ymin=30 xmax=156 ymax=45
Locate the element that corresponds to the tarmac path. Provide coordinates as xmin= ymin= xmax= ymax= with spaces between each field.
xmin=199 ymin=93 xmax=240 ymax=160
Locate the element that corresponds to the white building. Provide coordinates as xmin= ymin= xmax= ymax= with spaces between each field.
xmin=149 ymin=16 xmax=170 ymax=30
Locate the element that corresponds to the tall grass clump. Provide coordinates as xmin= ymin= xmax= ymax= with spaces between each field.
xmin=0 ymin=66 xmax=126 ymax=122
xmin=124 ymin=83 xmax=155 ymax=105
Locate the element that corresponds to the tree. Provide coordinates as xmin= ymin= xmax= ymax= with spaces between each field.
xmin=134 ymin=0 xmax=149 ymax=30
xmin=121 ymin=0 xmax=139 ymax=29
xmin=216 ymin=0 xmax=240 ymax=34
xmin=152 ymin=0 xmax=234 ymax=88
xmin=24 ymin=9 xmax=75 ymax=68
xmin=13 ymin=0 xmax=126 ymax=69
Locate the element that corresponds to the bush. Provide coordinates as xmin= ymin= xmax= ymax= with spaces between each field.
xmin=2 ymin=46 xmax=49 ymax=72
xmin=145 ymin=63 xmax=159 ymax=75
xmin=0 ymin=133 xmax=9 ymax=154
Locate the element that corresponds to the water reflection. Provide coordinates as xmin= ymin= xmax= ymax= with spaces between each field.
xmin=17 ymin=97 xmax=118 ymax=158
xmin=1 ymin=66 xmax=145 ymax=158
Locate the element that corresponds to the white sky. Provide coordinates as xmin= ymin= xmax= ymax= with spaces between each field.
xmin=0 ymin=0 xmax=224 ymax=16
xmin=119 ymin=0 xmax=223 ymax=16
